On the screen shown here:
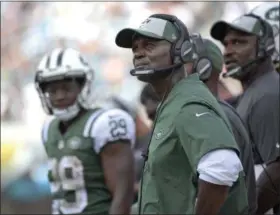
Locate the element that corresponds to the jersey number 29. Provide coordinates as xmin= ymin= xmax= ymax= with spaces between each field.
xmin=48 ymin=156 xmax=87 ymax=214
xmin=109 ymin=118 xmax=128 ymax=138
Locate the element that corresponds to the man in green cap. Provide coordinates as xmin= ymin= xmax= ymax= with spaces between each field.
xmin=192 ymin=37 xmax=257 ymax=215
xmin=115 ymin=13 xmax=248 ymax=214
xmin=211 ymin=12 xmax=280 ymax=214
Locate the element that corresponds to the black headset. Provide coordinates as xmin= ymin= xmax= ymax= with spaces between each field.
xmin=149 ymin=14 xmax=196 ymax=65
xmin=245 ymin=13 xmax=276 ymax=59
xmin=149 ymin=14 xmax=213 ymax=80
xmin=190 ymin=33 xmax=213 ymax=81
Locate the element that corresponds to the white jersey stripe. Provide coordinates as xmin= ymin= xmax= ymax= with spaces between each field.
xmin=49 ymin=48 xmax=63 ymax=69
xmin=83 ymin=109 xmax=105 ymax=137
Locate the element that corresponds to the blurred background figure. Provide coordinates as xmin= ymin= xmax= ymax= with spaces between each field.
xmin=1 ymin=2 xmax=266 ymax=214
xmin=140 ymin=84 xmax=160 ymax=122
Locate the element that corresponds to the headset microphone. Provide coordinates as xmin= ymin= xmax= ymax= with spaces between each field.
xmin=223 ymin=66 xmax=241 ymax=78
xmin=130 ymin=63 xmax=183 ymax=76
xmin=223 ymin=58 xmax=262 ymax=78
xmin=130 ymin=67 xmax=155 ymax=76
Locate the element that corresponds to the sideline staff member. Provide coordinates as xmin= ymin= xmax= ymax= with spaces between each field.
xmin=211 ymin=11 xmax=279 ymax=214
xmin=116 ymin=14 xmax=248 ymax=214
xmin=191 ymin=36 xmax=257 ymax=215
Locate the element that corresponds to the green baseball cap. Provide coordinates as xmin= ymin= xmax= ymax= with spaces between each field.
xmin=203 ymin=39 xmax=224 ymax=73
xmin=211 ymin=14 xmax=264 ymax=41
xmin=115 ymin=16 xmax=179 ymax=48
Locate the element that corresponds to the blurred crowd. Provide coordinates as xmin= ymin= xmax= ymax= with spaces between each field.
xmin=0 ymin=2 xmax=265 ymax=214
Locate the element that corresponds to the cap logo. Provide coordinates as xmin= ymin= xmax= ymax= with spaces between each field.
xmin=138 ymin=17 xmax=167 ymax=37
xmin=140 ymin=18 xmax=151 ymax=28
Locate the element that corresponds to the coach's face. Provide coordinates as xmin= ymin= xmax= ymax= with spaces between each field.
xmin=223 ymin=29 xmax=258 ymax=75
xmin=132 ymin=36 xmax=172 ymax=81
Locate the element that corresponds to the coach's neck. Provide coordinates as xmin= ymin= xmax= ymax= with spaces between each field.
xmin=150 ymin=64 xmax=192 ymax=100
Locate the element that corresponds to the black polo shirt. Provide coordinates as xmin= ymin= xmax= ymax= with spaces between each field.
xmin=219 ymin=100 xmax=257 ymax=215
xmin=236 ymin=69 xmax=279 ymax=164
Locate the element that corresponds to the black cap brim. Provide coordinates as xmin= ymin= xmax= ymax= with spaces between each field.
xmin=210 ymin=21 xmax=254 ymax=42
xmin=115 ymin=28 xmax=163 ymax=48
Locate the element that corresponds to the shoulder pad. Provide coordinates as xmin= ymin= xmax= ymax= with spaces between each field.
xmin=90 ymin=108 xmax=136 ymax=153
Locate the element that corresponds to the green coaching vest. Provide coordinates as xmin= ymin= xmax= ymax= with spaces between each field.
xmin=139 ymin=75 xmax=248 ymax=214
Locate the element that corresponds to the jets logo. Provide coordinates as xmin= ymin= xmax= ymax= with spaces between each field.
xmin=141 ymin=18 xmax=151 ymax=25
xmin=265 ymin=7 xmax=279 ymax=21
xmin=67 ymin=136 xmax=82 ymax=149
xmin=140 ymin=18 xmax=151 ymax=28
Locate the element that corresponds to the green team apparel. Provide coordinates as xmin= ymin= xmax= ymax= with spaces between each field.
xmin=41 ymin=108 xmax=135 ymax=214
xmin=139 ymin=74 xmax=248 ymax=214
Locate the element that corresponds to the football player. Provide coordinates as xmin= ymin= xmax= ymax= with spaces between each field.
xmin=35 ymin=48 xmax=135 ymax=214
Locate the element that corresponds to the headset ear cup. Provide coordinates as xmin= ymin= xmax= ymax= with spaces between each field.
xmin=257 ymin=40 xmax=266 ymax=58
xmin=196 ymin=58 xmax=212 ymax=81
xmin=265 ymin=38 xmax=276 ymax=57
xmin=258 ymin=39 xmax=275 ymax=58
xmin=247 ymin=13 xmax=276 ymax=60
xmin=180 ymin=41 xmax=194 ymax=63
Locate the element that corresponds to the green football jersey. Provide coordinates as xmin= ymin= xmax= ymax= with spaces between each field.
xmin=41 ymin=108 xmax=136 ymax=214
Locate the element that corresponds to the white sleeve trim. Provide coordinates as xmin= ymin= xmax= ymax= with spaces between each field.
xmin=90 ymin=109 xmax=136 ymax=154
xmin=83 ymin=109 xmax=105 ymax=137
xmin=197 ymin=149 xmax=243 ymax=186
